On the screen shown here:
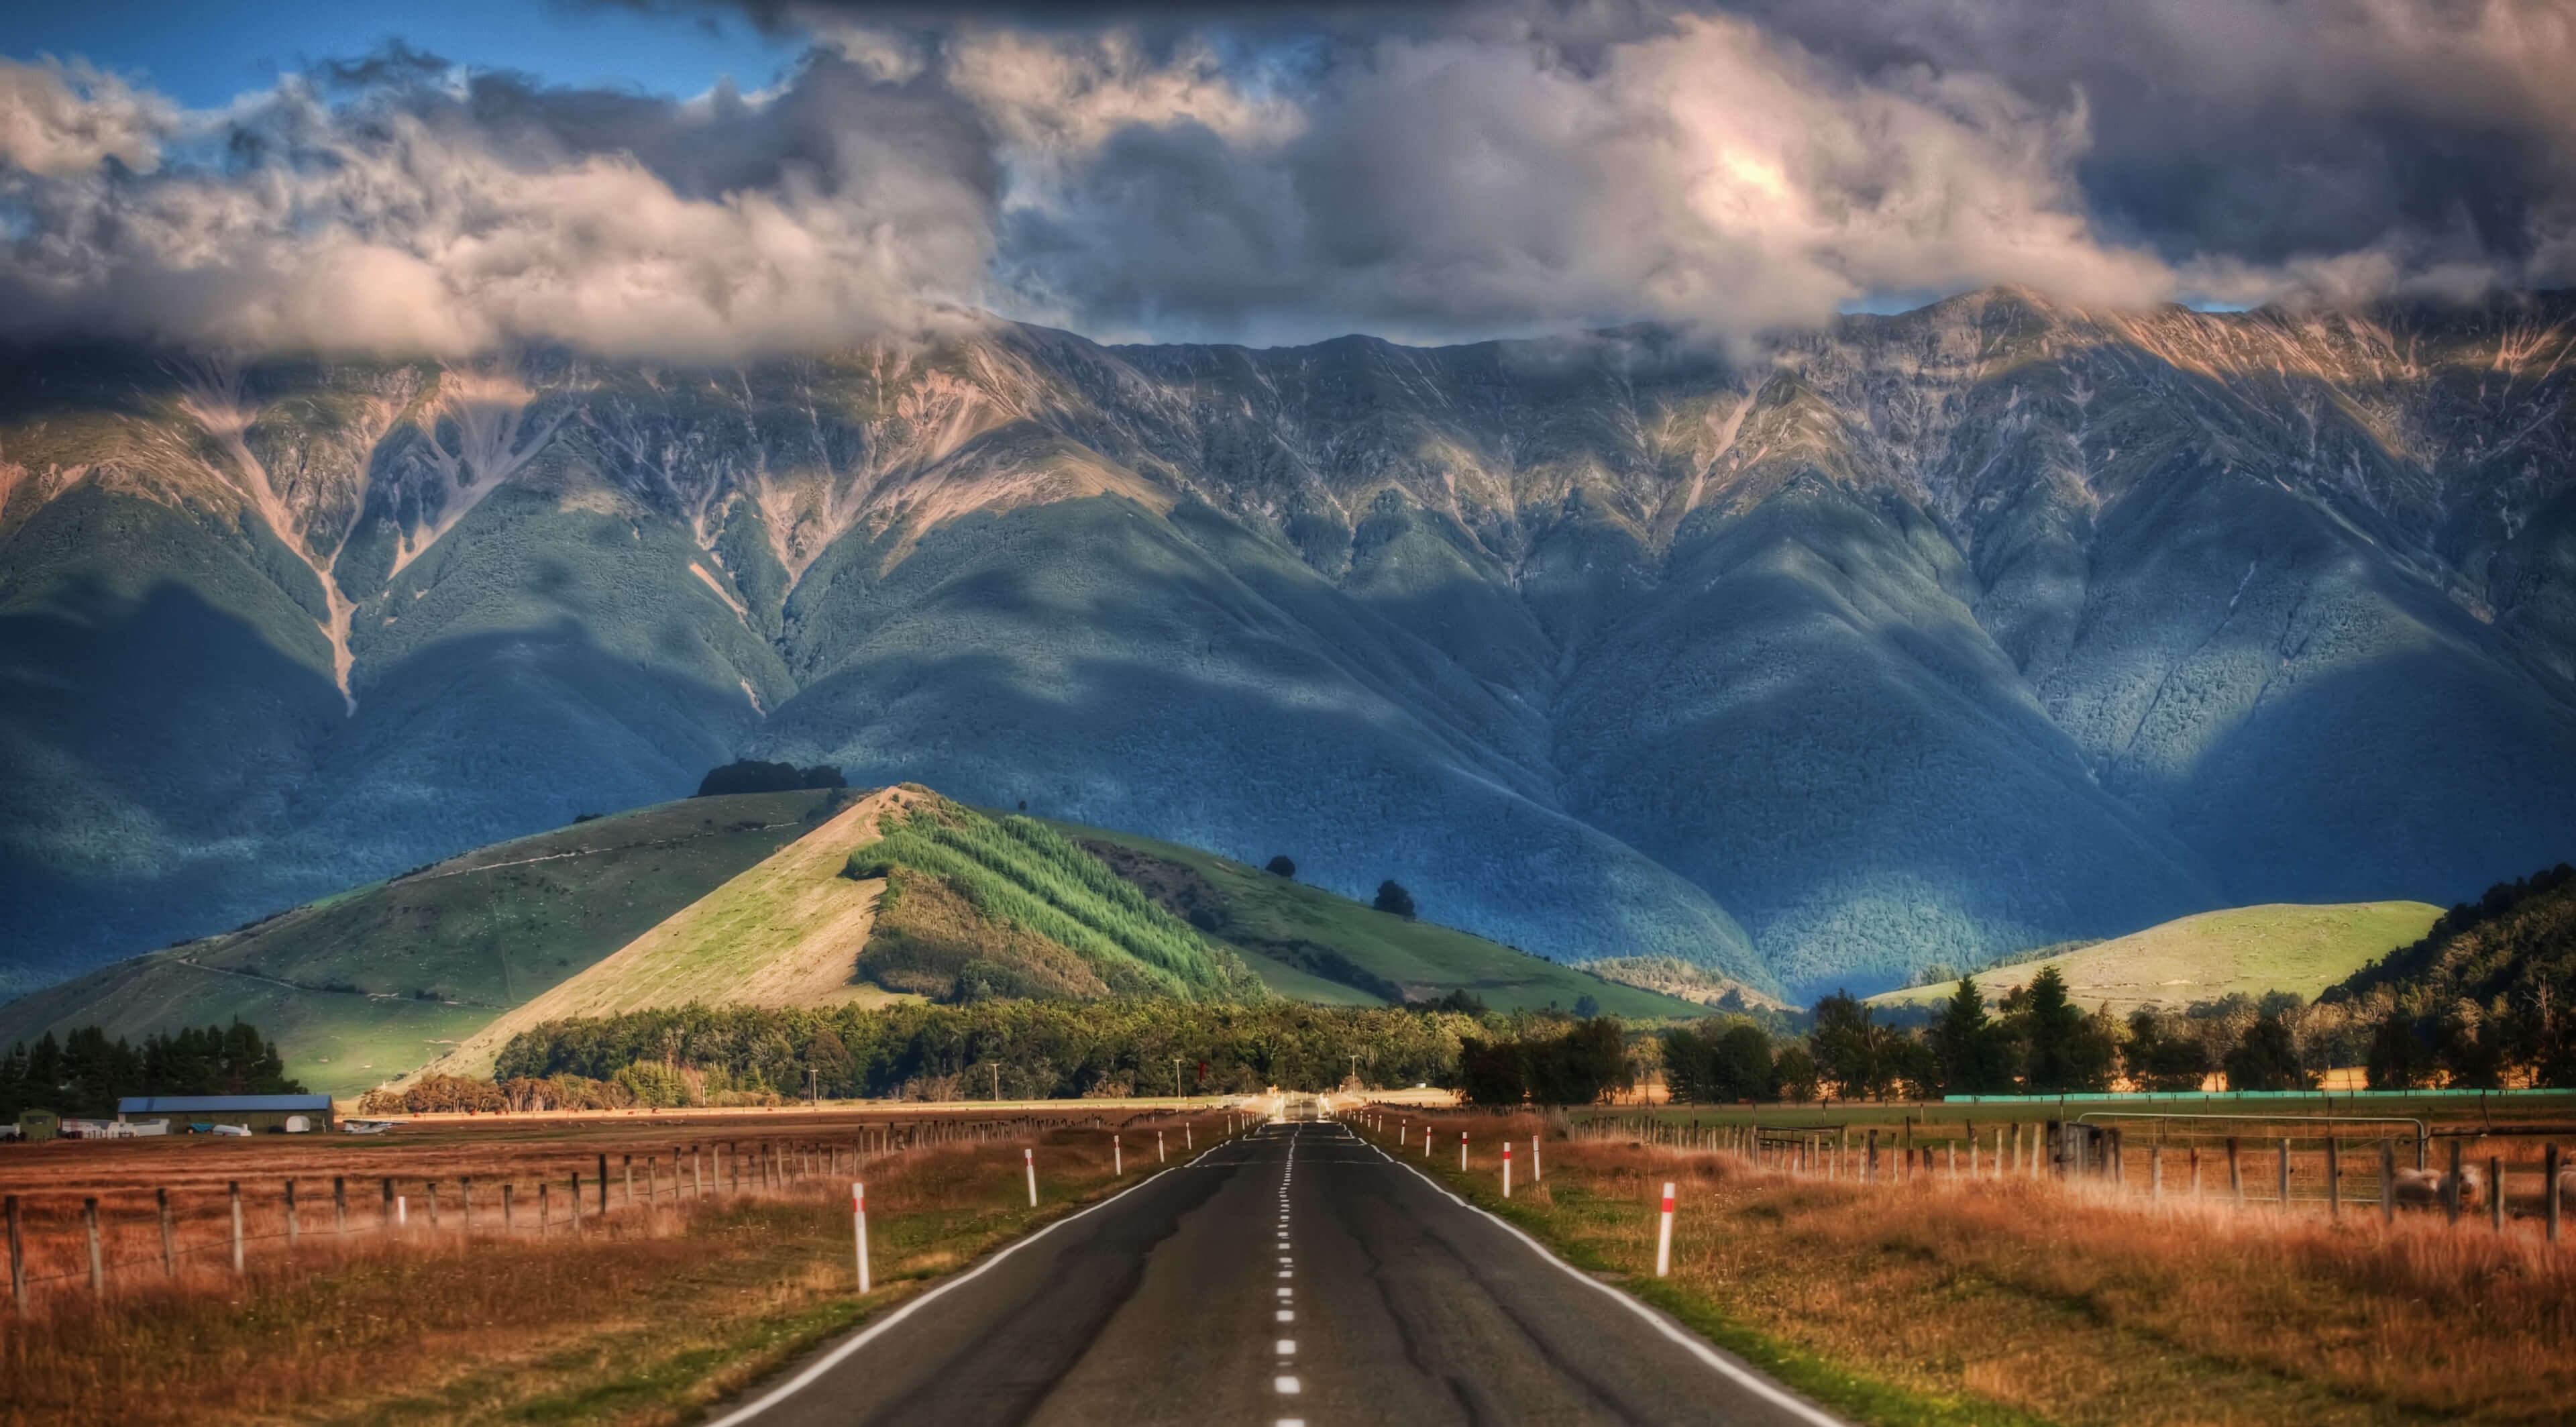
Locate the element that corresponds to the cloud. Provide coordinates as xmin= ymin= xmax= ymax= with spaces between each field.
xmin=0 ymin=54 xmax=999 ymax=358
xmin=0 ymin=58 xmax=174 ymax=176
xmin=989 ymin=11 xmax=2170 ymax=343
xmin=3 ymin=0 xmax=2572 ymax=357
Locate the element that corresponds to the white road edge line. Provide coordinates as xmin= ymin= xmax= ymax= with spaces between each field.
xmin=704 ymin=1126 xmax=1250 ymax=1426
xmin=1387 ymin=1154 xmax=1845 ymax=1427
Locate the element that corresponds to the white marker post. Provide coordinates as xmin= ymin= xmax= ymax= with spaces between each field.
xmin=1503 ymin=1143 xmax=1513 ymax=1198
xmin=1158 ymin=1130 xmax=1166 ymax=1163
xmin=1186 ymin=1124 xmax=1193 ymax=1150
xmin=1532 ymin=1134 xmax=1542 ymax=1183
xmin=1460 ymin=1130 xmax=1468 ymax=1173
xmin=1655 ymin=1182 xmax=1675 ymax=1278
xmin=851 ymin=1182 xmax=871 ymax=1293
xmin=396 ymin=1196 xmax=407 ymax=1228
xmin=1400 ymin=1122 xmax=1408 ymax=1147
xmin=1024 ymin=1147 xmax=1038 ymax=1207
xmin=1115 ymin=1136 xmax=1124 ymax=1174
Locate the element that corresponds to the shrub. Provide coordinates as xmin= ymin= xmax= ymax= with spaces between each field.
xmin=1265 ymin=855 xmax=1297 ymax=878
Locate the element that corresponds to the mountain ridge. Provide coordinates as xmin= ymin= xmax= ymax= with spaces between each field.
xmin=5 ymin=287 xmax=2573 ymax=998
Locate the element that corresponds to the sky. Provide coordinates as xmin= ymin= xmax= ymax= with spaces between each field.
xmin=1 ymin=0 xmax=2572 ymax=356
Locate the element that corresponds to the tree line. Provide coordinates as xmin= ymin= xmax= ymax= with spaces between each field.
xmin=475 ymin=999 xmax=1493 ymax=1106
xmin=1 ymin=1020 xmax=305 ymax=1119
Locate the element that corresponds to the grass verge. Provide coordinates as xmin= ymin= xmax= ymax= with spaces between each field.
xmin=1356 ymin=1110 xmax=2576 ymax=1426
xmin=0 ymin=1114 xmax=1240 ymax=1426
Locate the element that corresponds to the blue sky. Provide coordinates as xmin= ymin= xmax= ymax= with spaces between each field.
xmin=0 ymin=0 xmax=798 ymax=107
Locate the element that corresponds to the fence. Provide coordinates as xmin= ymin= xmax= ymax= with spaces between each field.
xmin=1568 ymin=1112 xmax=2570 ymax=1243
xmin=0 ymin=1108 xmax=1201 ymax=1314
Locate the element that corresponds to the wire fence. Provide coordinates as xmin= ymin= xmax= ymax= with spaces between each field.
xmin=3 ymin=1107 xmax=1203 ymax=1314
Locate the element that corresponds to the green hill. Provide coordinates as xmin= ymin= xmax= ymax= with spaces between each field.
xmin=1061 ymin=822 xmax=1706 ymax=1018
xmin=0 ymin=790 xmax=850 ymax=1094
xmin=1868 ymin=901 xmax=2443 ymax=1017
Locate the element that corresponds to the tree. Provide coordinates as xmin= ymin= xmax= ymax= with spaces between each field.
xmin=1809 ymin=991 xmax=1882 ymax=1100
xmin=1374 ymin=880 xmax=1416 ymax=919
xmin=1265 ymin=855 xmax=1297 ymax=878
xmin=2222 ymin=1012 xmax=2315 ymax=1091
xmin=1458 ymin=1037 xmax=1527 ymax=1106
xmin=695 ymin=760 xmax=847 ymax=797
xmin=1572 ymin=994 xmax=1602 ymax=1018
xmin=1711 ymin=1023 xmax=1774 ymax=1101
xmin=2125 ymin=1009 xmax=2213 ymax=1092
xmin=1882 ymin=1033 xmax=1941 ymax=1101
xmin=1770 ymin=1043 xmax=1821 ymax=1102
xmin=2019 ymin=966 xmax=2112 ymax=1094
xmin=1930 ymin=975 xmax=2016 ymax=1094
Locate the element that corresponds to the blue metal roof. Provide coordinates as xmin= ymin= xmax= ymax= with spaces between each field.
xmin=117 ymin=1095 xmax=333 ymax=1113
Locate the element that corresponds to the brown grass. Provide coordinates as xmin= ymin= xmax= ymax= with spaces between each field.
xmin=1367 ymin=1111 xmax=2576 ymax=1426
xmin=1 ymin=1107 xmax=1234 ymax=1426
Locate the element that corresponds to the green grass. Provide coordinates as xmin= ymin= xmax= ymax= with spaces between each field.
xmin=1866 ymin=901 xmax=2443 ymax=1016
xmin=1055 ymin=821 xmax=1707 ymax=1018
xmin=853 ymin=802 xmax=1266 ymax=1002
xmin=0 ymin=791 xmax=845 ymax=1094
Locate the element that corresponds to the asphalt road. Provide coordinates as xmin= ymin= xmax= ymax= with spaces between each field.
xmin=709 ymin=1120 xmax=1839 ymax=1427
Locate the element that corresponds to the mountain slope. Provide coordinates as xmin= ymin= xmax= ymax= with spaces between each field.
xmin=1870 ymin=900 xmax=2443 ymax=1017
xmin=0 ymin=790 xmax=847 ymax=1093
xmin=1065 ymin=823 xmax=1707 ymax=1018
xmin=6 ymin=291 xmax=2575 ymax=1001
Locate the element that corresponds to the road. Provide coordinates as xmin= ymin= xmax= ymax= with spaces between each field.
xmin=710 ymin=1120 xmax=1839 ymax=1427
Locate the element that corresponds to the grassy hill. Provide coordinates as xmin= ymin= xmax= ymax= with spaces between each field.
xmin=1063 ymin=821 xmax=1705 ymax=1018
xmin=432 ymin=789 xmax=1280 ymax=1079
xmin=1868 ymin=901 xmax=2443 ymax=1016
xmin=0 ymin=791 xmax=848 ymax=1094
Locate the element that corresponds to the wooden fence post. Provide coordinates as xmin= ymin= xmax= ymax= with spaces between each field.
xmin=625 ymin=1155 xmax=635 ymax=1208
xmin=4 ymin=1195 xmax=22 ymax=1303
xmin=229 ymin=1181 xmax=244 ymax=1275
xmin=2226 ymin=1138 xmax=2243 ymax=1204
xmin=2325 ymin=1139 xmax=2341 ymax=1217
xmin=693 ymin=1145 xmax=704 ymax=1200
xmin=335 ymin=1176 xmax=348 ymax=1237
xmin=597 ymin=1154 xmax=609 ymax=1214
xmin=539 ymin=1182 xmax=550 ymax=1236
xmin=84 ymin=1197 xmax=103 ymax=1295
xmin=2277 ymin=1139 xmax=2291 ymax=1212
xmin=158 ymin=1187 xmax=177 ymax=1277
xmin=1866 ymin=1128 xmax=1878 ymax=1184
xmin=502 ymin=1183 xmax=516 ymax=1232
xmin=2544 ymin=1138 xmax=2565 ymax=1236
xmin=381 ymin=1177 xmax=394 ymax=1229
xmin=2379 ymin=1139 xmax=2396 ymax=1224
xmin=2489 ymin=1156 xmax=2504 ymax=1233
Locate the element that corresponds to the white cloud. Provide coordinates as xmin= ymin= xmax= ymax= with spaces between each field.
xmin=0 ymin=58 xmax=173 ymax=176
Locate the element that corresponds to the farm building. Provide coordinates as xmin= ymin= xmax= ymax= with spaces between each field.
xmin=116 ymin=1094 xmax=335 ymax=1133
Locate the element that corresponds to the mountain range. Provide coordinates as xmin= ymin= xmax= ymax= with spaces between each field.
xmin=5 ymin=286 xmax=2573 ymax=1003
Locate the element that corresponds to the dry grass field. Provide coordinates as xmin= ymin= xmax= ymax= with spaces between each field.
xmin=1358 ymin=1109 xmax=2576 ymax=1426
xmin=0 ymin=1105 xmax=1243 ymax=1426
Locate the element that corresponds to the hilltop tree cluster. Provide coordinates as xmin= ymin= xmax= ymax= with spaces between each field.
xmin=693 ymin=760 xmax=849 ymax=797
xmin=1 ymin=1020 xmax=305 ymax=1119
